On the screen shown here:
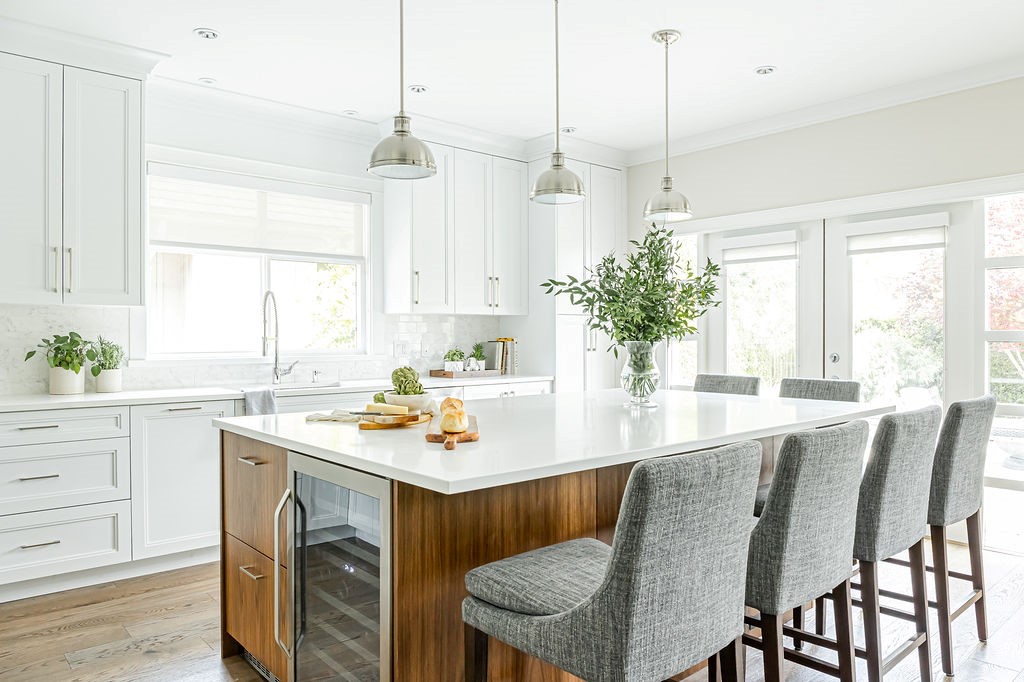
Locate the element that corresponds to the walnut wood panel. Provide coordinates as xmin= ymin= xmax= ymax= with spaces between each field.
xmin=392 ymin=471 xmax=597 ymax=682
xmin=222 ymin=432 xmax=288 ymax=566
xmin=595 ymin=460 xmax=636 ymax=545
xmin=223 ymin=533 xmax=290 ymax=681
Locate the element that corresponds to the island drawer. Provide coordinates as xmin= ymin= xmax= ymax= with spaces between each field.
xmin=0 ymin=406 xmax=130 ymax=447
xmin=222 ymin=433 xmax=288 ymax=565
xmin=0 ymin=437 xmax=131 ymax=516
xmin=223 ymin=533 xmax=288 ymax=681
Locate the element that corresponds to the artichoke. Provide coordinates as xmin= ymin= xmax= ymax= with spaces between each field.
xmin=391 ymin=366 xmax=424 ymax=395
xmin=373 ymin=392 xmax=386 ymax=404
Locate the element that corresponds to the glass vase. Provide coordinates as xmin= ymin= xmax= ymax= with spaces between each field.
xmin=620 ymin=341 xmax=660 ymax=407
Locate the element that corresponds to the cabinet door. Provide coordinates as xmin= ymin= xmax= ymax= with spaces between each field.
xmin=453 ymin=148 xmax=494 ymax=314
xmin=492 ymin=157 xmax=529 ymax=315
xmin=462 ymin=383 xmax=509 ymax=400
xmin=411 ymin=143 xmax=455 ymax=313
xmin=0 ymin=54 xmax=63 ymax=305
xmin=63 ymin=67 xmax=142 ymax=306
xmin=587 ymin=328 xmax=620 ymax=391
xmin=588 ymin=165 xmax=622 ymax=267
xmin=553 ymin=160 xmax=591 ymax=313
xmin=130 ymin=400 xmax=236 ymax=559
xmin=555 ymin=315 xmax=589 ymax=393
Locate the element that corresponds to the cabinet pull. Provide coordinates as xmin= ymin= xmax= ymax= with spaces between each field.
xmin=494 ymin=276 xmax=500 ymax=309
xmin=66 ymin=248 xmax=72 ymax=294
xmin=486 ymin=276 xmax=493 ymax=307
xmin=237 ymin=456 xmax=264 ymax=467
xmin=239 ymin=565 xmax=265 ymax=581
xmin=18 ymin=473 xmax=60 ymax=482
xmin=53 ymin=246 xmax=59 ymax=293
xmin=20 ymin=539 xmax=60 ymax=550
xmin=16 ymin=424 xmax=60 ymax=431
xmin=274 ymin=488 xmax=293 ymax=658
xmin=413 ymin=270 xmax=420 ymax=305
xmin=167 ymin=406 xmax=204 ymax=412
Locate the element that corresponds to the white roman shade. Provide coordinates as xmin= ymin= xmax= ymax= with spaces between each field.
xmin=721 ymin=230 xmax=798 ymax=264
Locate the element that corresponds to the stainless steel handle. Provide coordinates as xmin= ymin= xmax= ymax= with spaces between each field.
xmin=18 ymin=473 xmax=60 ymax=482
xmin=167 ymin=406 xmax=204 ymax=412
xmin=274 ymin=488 xmax=293 ymax=658
xmin=296 ymin=497 xmax=308 ymax=649
xmin=487 ymin=276 xmax=493 ymax=307
xmin=16 ymin=424 xmax=60 ymax=431
xmin=53 ymin=246 xmax=59 ymax=292
xmin=239 ymin=565 xmax=265 ymax=581
xmin=829 ymin=352 xmax=840 ymax=363
xmin=66 ymin=248 xmax=72 ymax=294
xmin=20 ymin=539 xmax=60 ymax=550
xmin=413 ymin=270 xmax=420 ymax=306
xmin=494 ymin=276 xmax=500 ymax=309
xmin=509 ymin=390 xmax=516 ymax=397
xmin=237 ymin=456 xmax=264 ymax=467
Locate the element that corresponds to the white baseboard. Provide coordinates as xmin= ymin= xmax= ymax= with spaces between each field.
xmin=0 ymin=545 xmax=219 ymax=603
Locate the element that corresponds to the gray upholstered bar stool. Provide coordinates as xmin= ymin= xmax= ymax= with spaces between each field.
xmin=461 ymin=442 xmax=762 ymax=682
xmin=693 ymin=373 xmax=761 ymax=395
xmin=743 ymin=420 xmax=870 ymax=682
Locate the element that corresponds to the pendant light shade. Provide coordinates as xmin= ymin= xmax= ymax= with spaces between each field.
xmin=530 ymin=0 xmax=584 ymax=204
xmin=643 ymin=29 xmax=692 ymax=222
xmin=367 ymin=0 xmax=436 ymax=179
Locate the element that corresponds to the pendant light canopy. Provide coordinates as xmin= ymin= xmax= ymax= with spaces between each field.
xmin=530 ymin=0 xmax=585 ymax=204
xmin=643 ymin=29 xmax=692 ymax=223
xmin=367 ymin=0 xmax=436 ymax=179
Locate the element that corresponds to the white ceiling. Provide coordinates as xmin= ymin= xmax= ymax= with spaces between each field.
xmin=3 ymin=0 xmax=1024 ymax=153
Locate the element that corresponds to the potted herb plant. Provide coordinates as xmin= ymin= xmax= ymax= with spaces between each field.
xmin=543 ymin=225 xmax=720 ymax=407
xmin=443 ymin=348 xmax=466 ymax=373
xmin=467 ymin=342 xmax=487 ymax=371
xmin=90 ymin=336 xmax=126 ymax=393
xmin=25 ymin=332 xmax=97 ymax=395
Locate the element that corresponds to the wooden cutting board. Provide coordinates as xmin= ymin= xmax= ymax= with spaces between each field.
xmin=358 ymin=414 xmax=431 ymax=430
xmin=425 ymin=415 xmax=480 ymax=450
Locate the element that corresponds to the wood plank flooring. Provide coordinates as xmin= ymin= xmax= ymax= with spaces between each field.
xmin=0 ymin=541 xmax=1021 ymax=681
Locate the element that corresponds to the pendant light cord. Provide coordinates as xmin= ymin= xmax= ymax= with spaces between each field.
xmin=554 ymin=0 xmax=561 ymax=154
xmin=664 ymin=37 xmax=669 ymax=177
xmin=399 ymin=0 xmax=406 ymax=116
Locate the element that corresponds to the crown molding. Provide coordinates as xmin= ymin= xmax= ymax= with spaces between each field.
xmin=524 ymin=133 xmax=628 ymax=170
xmin=383 ymin=114 xmax=531 ymax=161
xmin=0 ymin=15 xmax=168 ymax=78
xmin=625 ymin=56 xmax=1024 ymax=167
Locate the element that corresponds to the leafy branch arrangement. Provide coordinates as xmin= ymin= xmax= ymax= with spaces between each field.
xmin=542 ymin=225 xmax=721 ymax=354
xmin=25 ymin=332 xmax=97 ymax=375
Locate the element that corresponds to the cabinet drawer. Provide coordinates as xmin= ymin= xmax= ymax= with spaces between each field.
xmin=0 ymin=437 xmax=130 ymax=516
xmin=223 ymin=433 xmax=288 ymax=566
xmin=276 ymin=391 xmax=377 ymax=415
xmin=507 ymin=381 xmax=552 ymax=397
xmin=0 ymin=500 xmax=131 ymax=584
xmin=224 ymin=533 xmax=289 ymax=681
xmin=0 ymin=406 xmax=129 ymax=447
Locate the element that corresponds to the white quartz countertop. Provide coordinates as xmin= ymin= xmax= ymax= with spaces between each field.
xmin=213 ymin=388 xmax=893 ymax=495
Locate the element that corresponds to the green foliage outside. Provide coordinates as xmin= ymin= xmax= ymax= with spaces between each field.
xmin=310 ymin=263 xmax=357 ymax=350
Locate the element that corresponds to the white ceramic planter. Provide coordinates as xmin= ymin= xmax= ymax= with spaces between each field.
xmin=95 ymin=368 xmax=123 ymax=393
xmin=443 ymin=361 xmax=464 ymax=373
xmin=49 ymin=366 xmax=85 ymax=395
xmin=466 ymin=358 xmax=484 ymax=371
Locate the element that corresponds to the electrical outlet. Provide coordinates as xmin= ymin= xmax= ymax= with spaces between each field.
xmin=393 ymin=341 xmax=409 ymax=357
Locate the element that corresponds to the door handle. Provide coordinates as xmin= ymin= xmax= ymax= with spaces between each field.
xmin=829 ymin=353 xmax=840 ymax=363
xmin=53 ymin=246 xmax=59 ymax=293
xmin=486 ymin=277 xmax=493 ymax=307
xmin=18 ymin=473 xmax=60 ymax=482
xmin=20 ymin=539 xmax=61 ymax=550
xmin=413 ymin=270 xmax=420 ymax=306
xmin=494 ymin=276 xmax=500 ymax=309
xmin=167 ymin=405 xmax=204 ymax=412
xmin=237 ymin=457 xmax=264 ymax=467
xmin=239 ymin=565 xmax=264 ymax=581
xmin=16 ymin=424 xmax=60 ymax=431
xmin=273 ymin=488 xmax=293 ymax=658
xmin=66 ymin=248 xmax=73 ymax=294
xmin=296 ymin=496 xmax=308 ymax=649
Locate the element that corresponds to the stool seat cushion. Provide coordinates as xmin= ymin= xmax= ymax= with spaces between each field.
xmin=753 ymin=483 xmax=771 ymax=516
xmin=465 ymin=537 xmax=611 ymax=616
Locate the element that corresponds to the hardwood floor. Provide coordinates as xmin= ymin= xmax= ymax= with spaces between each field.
xmin=0 ymin=541 xmax=1021 ymax=681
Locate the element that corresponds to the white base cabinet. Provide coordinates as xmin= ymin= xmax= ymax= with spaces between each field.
xmin=555 ymin=315 xmax=619 ymax=393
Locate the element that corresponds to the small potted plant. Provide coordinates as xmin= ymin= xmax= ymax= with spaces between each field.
xmin=466 ymin=342 xmax=487 ymax=371
xmin=443 ymin=348 xmax=466 ymax=373
xmin=25 ymin=332 xmax=97 ymax=395
xmin=90 ymin=336 xmax=126 ymax=393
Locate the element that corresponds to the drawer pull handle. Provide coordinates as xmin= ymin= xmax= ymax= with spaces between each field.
xmin=16 ymin=424 xmax=60 ymax=431
xmin=18 ymin=474 xmax=60 ymax=482
xmin=20 ymin=539 xmax=61 ymax=550
xmin=239 ymin=565 xmax=265 ymax=581
xmin=167 ymin=406 xmax=204 ymax=412
xmin=237 ymin=457 xmax=264 ymax=467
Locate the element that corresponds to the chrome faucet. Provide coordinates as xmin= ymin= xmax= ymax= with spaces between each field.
xmin=262 ymin=290 xmax=298 ymax=385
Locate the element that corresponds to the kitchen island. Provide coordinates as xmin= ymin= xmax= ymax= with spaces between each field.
xmin=213 ymin=389 xmax=890 ymax=682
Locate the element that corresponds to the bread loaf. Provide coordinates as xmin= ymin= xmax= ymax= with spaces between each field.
xmin=440 ymin=397 xmax=464 ymax=414
xmin=439 ymin=409 xmax=468 ymax=433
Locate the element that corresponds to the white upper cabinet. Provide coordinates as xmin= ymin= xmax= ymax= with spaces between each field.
xmin=0 ymin=53 xmax=63 ymax=306
xmin=453 ymin=148 xmax=493 ymax=315
xmin=491 ymin=157 xmax=529 ymax=315
xmin=0 ymin=56 xmax=143 ymax=307
xmin=554 ymin=160 xmax=591 ymax=314
xmin=410 ymin=143 xmax=455 ymax=313
xmin=588 ymin=164 xmax=622 ymax=268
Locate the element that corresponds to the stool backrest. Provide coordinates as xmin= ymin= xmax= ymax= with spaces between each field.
xmin=928 ymin=395 xmax=997 ymax=527
xmin=779 ymin=377 xmax=861 ymax=402
xmin=601 ymin=441 xmax=761 ymax=677
xmin=746 ymin=420 xmax=869 ymax=615
xmin=854 ymin=406 xmax=942 ymax=562
xmin=693 ymin=373 xmax=760 ymax=396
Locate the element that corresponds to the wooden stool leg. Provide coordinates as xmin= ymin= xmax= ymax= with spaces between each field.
xmin=908 ymin=538 xmax=933 ymax=682
xmin=464 ymin=623 xmax=488 ymax=682
xmin=791 ymin=604 xmax=805 ymax=650
xmin=706 ymin=652 xmax=720 ymax=682
xmin=967 ymin=508 xmax=989 ymax=642
xmin=718 ymin=636 xmax=745 ymax=682
xmin=931 ymin=524 xmax=954 ymax=676
xmin=860 ymin=561 xmax=883 ymax=682
xmin=762 ymin=613 xmax=785 ymax=682
xmin=833 ymin=579 xmax=857 ymax=682
xmin=814 ymin=595 xmax=826 ymax=635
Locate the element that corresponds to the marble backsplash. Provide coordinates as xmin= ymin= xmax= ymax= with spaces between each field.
xmin=0 ymin=303 xmax=500 ymax=395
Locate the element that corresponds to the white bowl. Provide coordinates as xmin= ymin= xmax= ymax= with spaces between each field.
xmin=383 ymin=392 xmax=435 ymax=413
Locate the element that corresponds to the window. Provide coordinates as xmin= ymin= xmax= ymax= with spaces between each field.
xmin=146 ymin=165 xmax=370 ymax=356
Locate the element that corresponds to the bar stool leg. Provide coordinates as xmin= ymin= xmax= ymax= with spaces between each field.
xmin=762 ymin=613 xmax=785 ymax=682
xmin=791 ymin=604 xmax=805 ymax=650
xmin=706 ymin=652 xmax=720 ymax=682
xmin=930 ymin=524 xmax=955 ymax=676
xmin=908 ymin=538 xmax=933 ymax=681
xmin=833 ymin=579 xmax=857 ymax=682
xmin=814 ymin=596 xmax=827 ymax=635
xmin=464 ymin=623 xmax=488 ymax=682
xmin=967 ymin=508 xmax=989 ymax=642
xmin=860 ymin=561 xmax=883 ymax=682
xmin=718 ymin=636 xmax=745 ymax=682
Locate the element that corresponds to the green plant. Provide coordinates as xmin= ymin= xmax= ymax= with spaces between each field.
xmin=391 ymin=366 xmax=425 ymax=395
xmin=88 ymin=336 xmax=125 ymax=376
xmin=443 ymin=348 xmax=465 ymax=362
xmin=25 ymin=332 xmax=96 ymax=375
xmin=470 ymin=342 xmax=487 ymax=361
xmin=373 ymin=392 xmax=387 ymax=404
xmin=542 ymin=225 xmax=721 ymax=354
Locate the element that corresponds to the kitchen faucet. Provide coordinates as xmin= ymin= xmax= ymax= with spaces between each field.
xmin=262 ymin=290 xmax=298 ymax=384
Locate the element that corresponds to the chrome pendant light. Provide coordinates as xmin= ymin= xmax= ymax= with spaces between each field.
xmin=367 ymin=0 xmax=436 ymax=179
xmin=643 ymin=29 xmax=692 ymax=222
xmin=530 ymin=0 xmax=585 ymax=204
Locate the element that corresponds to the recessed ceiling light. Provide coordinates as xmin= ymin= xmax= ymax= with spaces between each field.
xmin=193 ymin=27 xmax=219 ymax=40
xmin=197 ymin=77 xmax=217 ymax=85
xmin=754 ymin=65 xmax=777 ymax=76
xmin=407 ymin=84 xmax=428 ymax=94
xmin=342 ymin=109 xmax=359 ymax=116
xmin=560 ymin=126 xmax=577 ymax=135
